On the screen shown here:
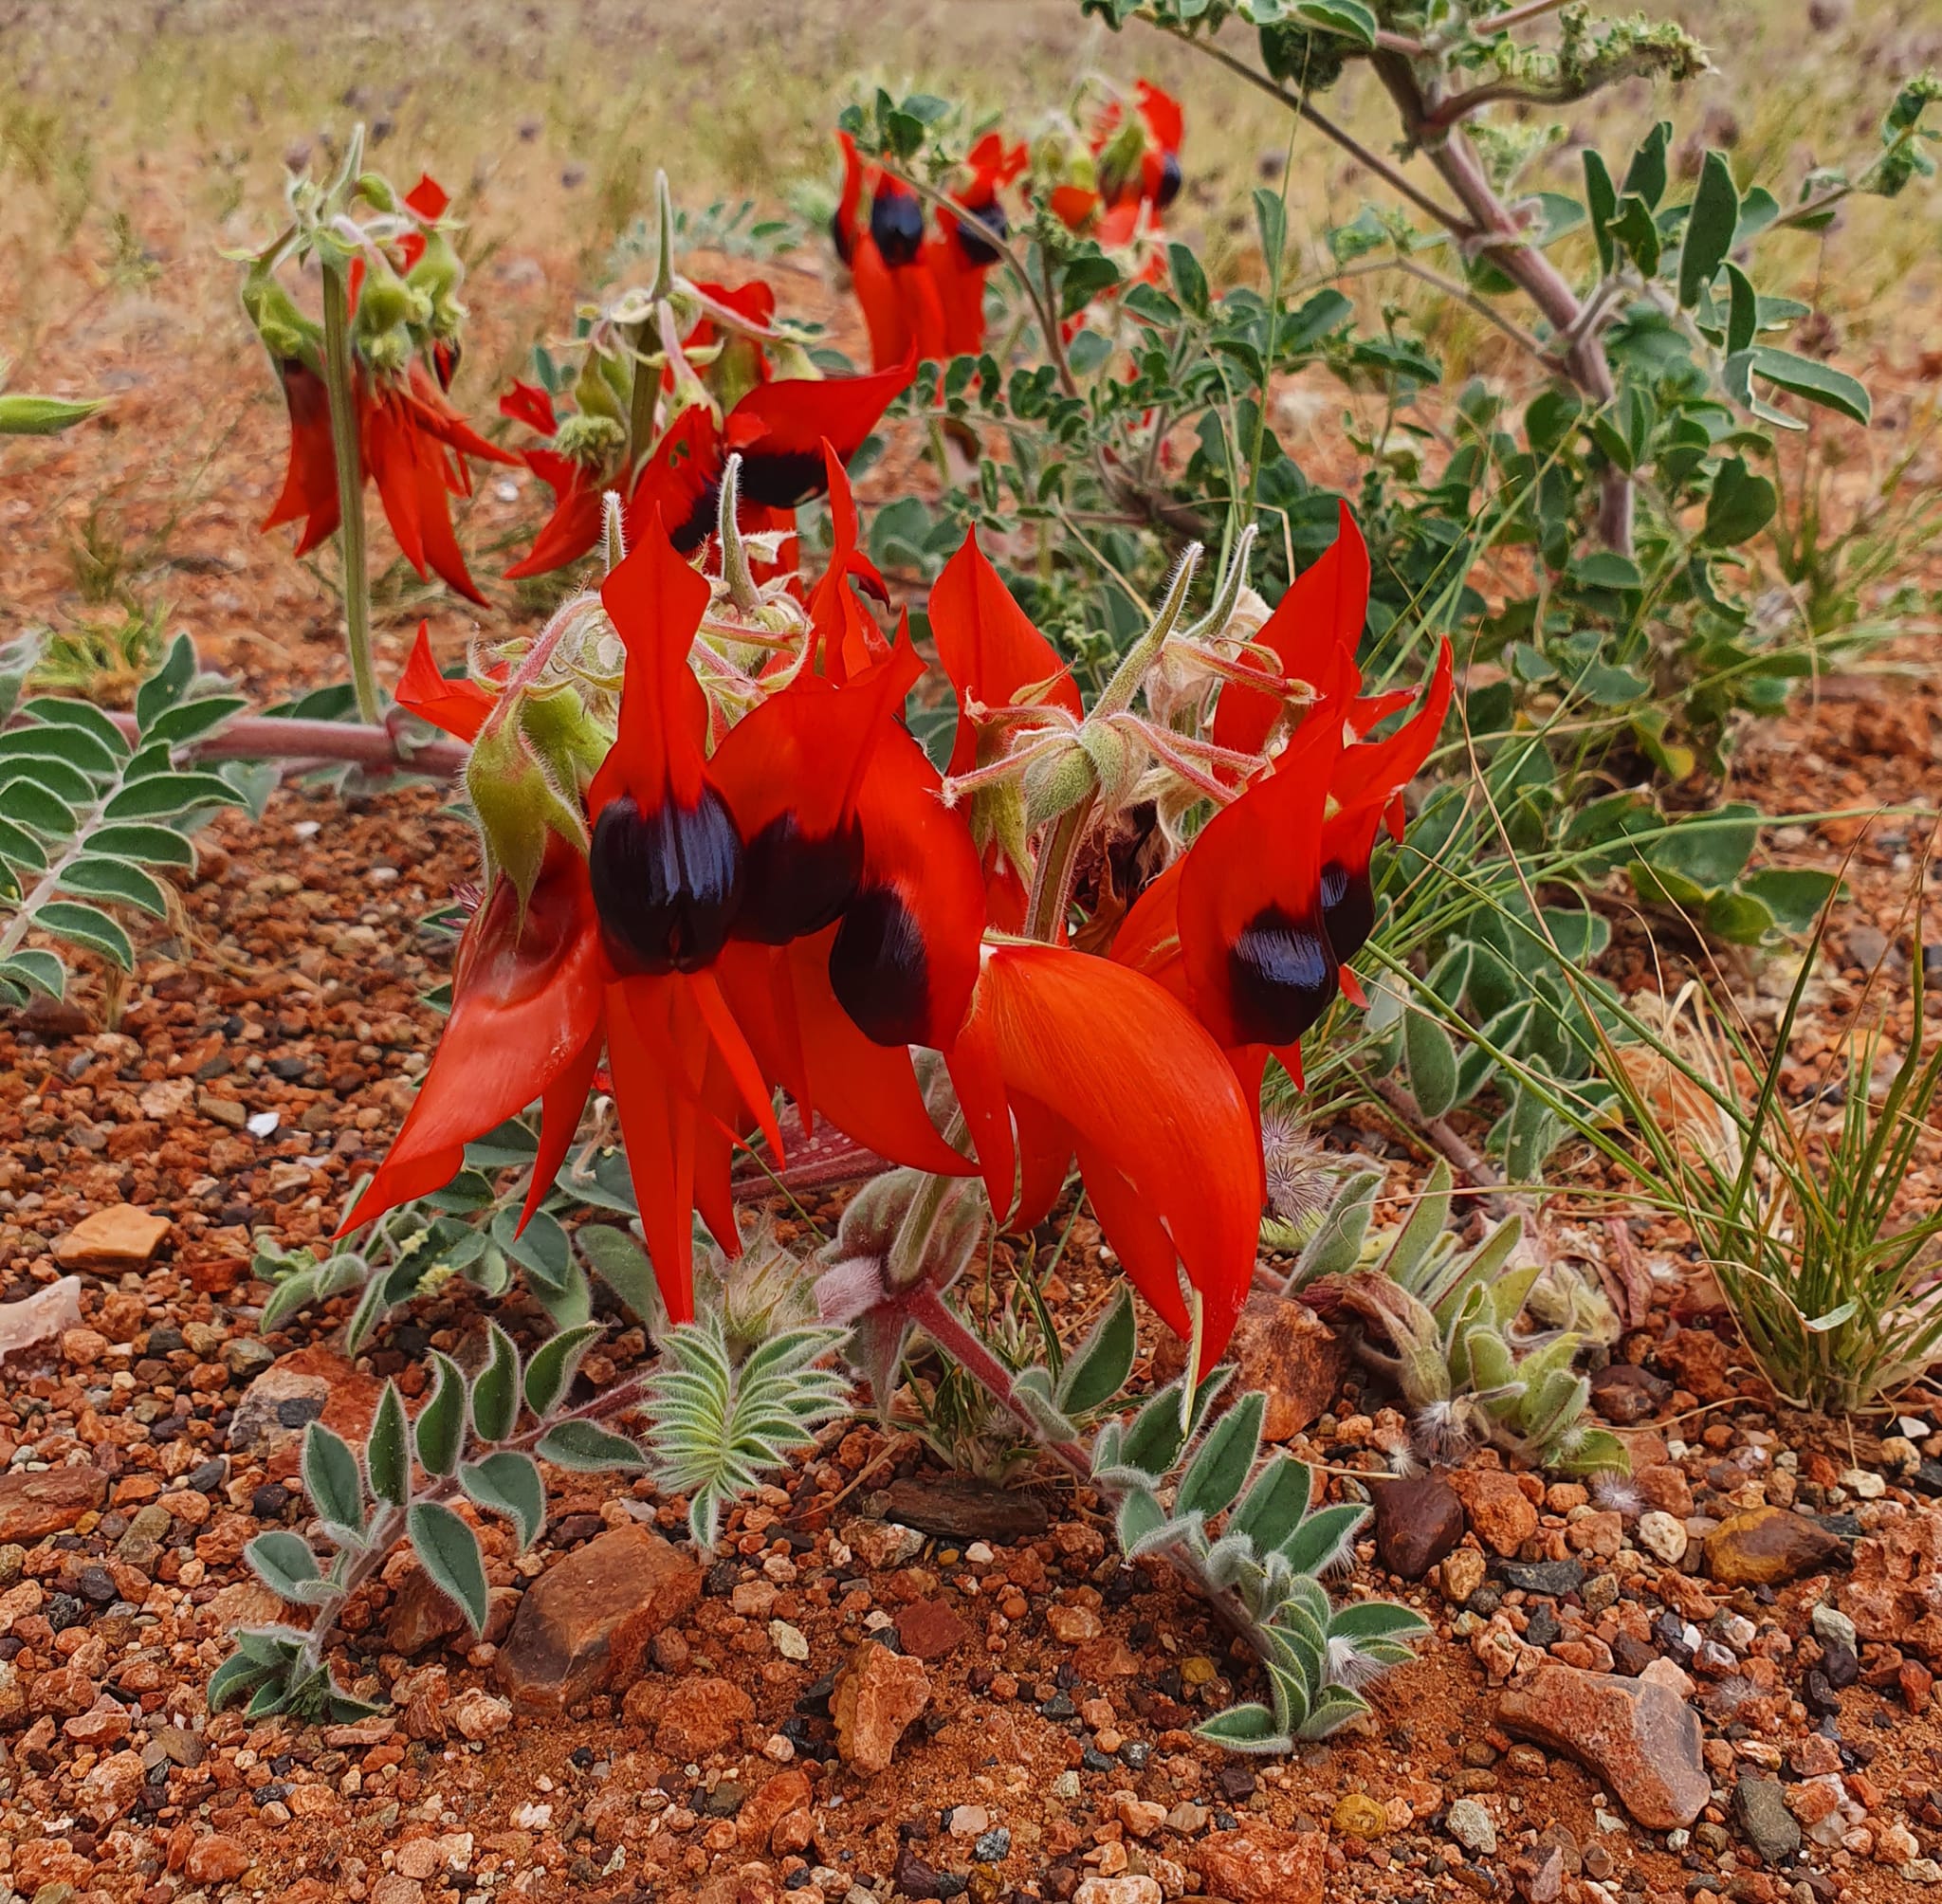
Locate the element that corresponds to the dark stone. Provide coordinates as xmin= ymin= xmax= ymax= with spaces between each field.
xmin=274 ymin=1396 xmax=324 ymax=1429
xmin=699 ymin=1782 xmax=745 ymax=1818
xmin=1525 ymin=1604 xmax=1563 ymax=1651
xmin=1733 ymin=1775 xmax=1801 ymax=1865
xmin=1803 ymin=1671 xmax=1841 ymax=1718
xmin=1037 ymin=1693 xmax=1076 ymax=1721
xmin=1910 ymin=1460 xmax=1942 ymax=1499
xmin=250 ymin=1484 xmax=290 ymax=1521
xmin=1081 ymin=1746 xmax=1114 ymax=1773
xmin=46 ymin=1594 xmax=87 ymax=1632
xmin=1821 ymin=1640 xmax=1859 ymax=1690
xmin=1497 ymin=1559 xmax=1585 ymax=1597
xmin=1374 ymin=1474 xmax=1467 ymax=1581
xmin=1120 ymin=1740 xmax=1150 ymax=1770
xmin=1216 ymin=1766 xmax=1256 ymax=1803
xmin=1611 ymin=1635 xmax=1657 ymax=1676
xmin=972 ymin=1829 xmax=1011 ymax=1862
xmin=268 ymin=1057 xmax=309 ymax=1081
xmin=796 ymin=1674 xmax=836 ymax=1715
xmin=889 ymin=1841 xmax=962 ymax=1901
xmin=145 ymin=1326 xmax=186 ymax=1357
xmin=77 ymin=1566 xmax=117 ymax=1605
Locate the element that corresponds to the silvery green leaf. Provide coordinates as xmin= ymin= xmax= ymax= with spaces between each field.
xmin=406 ymin=1499 xmax=488 ymax=1636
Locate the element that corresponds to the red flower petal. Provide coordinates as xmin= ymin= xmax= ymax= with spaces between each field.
xmin=396 ymin=622 xmax=494 ymax=741
xmin=340 ymin=841 xmax=604 ymax=1234
xmin=947 ymin=943 xmax=1260 ymax=1371
xmin=1211 ymin=500 xmax=1369 ymax=767
xmin=928 ymin=529 xmax=1081 ymax=777
xmin=724 ymin=356 xmax=915 ymax=512
xmin=591 ymin=508 xmax=713 ymax=816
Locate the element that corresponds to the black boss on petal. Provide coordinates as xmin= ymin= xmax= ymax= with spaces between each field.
xmin=955 ymin=199 xmax=1008 ymax=267
xmin=1227 ymin=902 xmax=1339 ymax=1047
xmin=830 ymin=885 xmax=929 ymax=1047
xmin=590 ymin=787 xmax=744 ymax=974
xmin=737 ymin=449 xmax=835 ymax=513
xmin=870 ymin=187 xmax=927 ymax=268
xmin=1155 ymin=151 xmax=1183 ymax=211
xmin=736 ymin=815 xmax=865 ymax=945
xmin=1319 ymin=859 xmax=1375 ymax=963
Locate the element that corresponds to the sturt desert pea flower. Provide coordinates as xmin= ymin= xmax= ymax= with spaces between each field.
xmin=250 ymin=174 xmax=515 ymax=605
xmin=500 ymin=289 xmax=913 ymax=579
xmin=832 ymin=131 xmax=1027 ymax=364
xmin=945 ymin=941 xmax=1264 ymax=1382
xmin=1111 ymin=517 xmax=1453 ymax=1097
xmin=343 ymin=509 xmax=985 ymax=1323
xmin=833 ymin=131 xmax=947 ymax=372
xmin=1093 ymin=80 xmax=1184 ymax=245
xmin=927 ymin=529 xmax=1084 ymax=928
xmin=925 ymin=134 xmax=1028 ymax=357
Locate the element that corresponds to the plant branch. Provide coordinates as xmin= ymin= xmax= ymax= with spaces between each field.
xmin=318 ymin=262 xmax=379 ymax=726
xmin=1150 ymin=21 xmax=1475 ymax=240
xmin=88 ymin=711 xmax=471 ymax=779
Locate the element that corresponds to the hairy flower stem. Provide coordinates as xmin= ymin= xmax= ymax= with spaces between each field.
xmin=319 ymin=262 xmax=380 ymax=726
xmin=1022 ymin=791 xmax=1097 ymax=943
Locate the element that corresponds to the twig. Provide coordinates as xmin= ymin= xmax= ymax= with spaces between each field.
xmin=1150 ymin=23 xmax=1475 ymax=240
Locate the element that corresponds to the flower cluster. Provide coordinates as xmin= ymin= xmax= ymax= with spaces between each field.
xmin=245 ymin=168 xmax=515 ymax=604
xmin=831 ymin=79 xmax=1185 ymax=369
xmin=345 ymin=451 xmax=1447 ymax=1385
xmin=496 ymin=247 xmax=912 ymax=579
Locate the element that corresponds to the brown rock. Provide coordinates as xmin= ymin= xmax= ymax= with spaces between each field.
xmin=1450 ymin=1469 xmax=1539 ymax=1558
xmin=831 ymin=1640 xmax=931 ymax=1774
xmin=54 ymin=1204 xmax=172 ymax=1270
xmin=449 ymin=1689 xmax=511 ymax=1740
xmin=1155 ymin=1292 xmax=1345 ymax=1442
xmin=228 ymin=1346 xmax=384 ymax=1477
xmin=1047 ymin=1603 xmax=1103 ymax=1644
xmin=387 ymin=1561 xmax=469 ymax=1657
xmin=1633 ymin=1463 xmax=1695 ymax=1519
xmin=644 ymin=1674 xmax=755 ymax=1758
xmin=1195 ymin=1826 xmax=1327 ymax=1904
xmin=1374 ymin=1474 xmax=1465 ymax=1580
xmin=496 ymin=1525 xmax=702 ymax=1712
xmin=879 ymin=1474 xmax=1050 ymax=1545
xmin=1074 ymin=1636 xmax=1142 ymax=1679
xmin=895 ymin=1597 xmax=969 ymax=1661
xmin=1497 ymin=1662 xmax=1708 ymax=1830
xmin=63 ymin=1693 xmax=131 ymax=1745
xmin=185 ymin=1835 xmax=252 ymax=1884
xmin=1703 ymin=1508 xmax=1843 ymax=1588
xmin=1587 ymin=1364 xmax=1670 ymax=1426
xmin=738 ymin=1767 xmax=814 ymax=1848
xmin=1842 ymin=1507 xmax=1942 ymax=1660
xmin=0 ymin=1464 xmax=106 ymax=1542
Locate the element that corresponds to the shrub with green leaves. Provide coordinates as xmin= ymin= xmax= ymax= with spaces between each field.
xmin=1093 ymin=1364 xmax=1429 ymax=1748
xmin=218 ymin=1301 xmax=848 ymax=1717
xmin=1310 ymin=1161 xmax=1628 ymax=1475
xmin=837 ymin=10 xmax=1935 ymax=788
xmin=0 ymin=630 xmax=250 ymax=1008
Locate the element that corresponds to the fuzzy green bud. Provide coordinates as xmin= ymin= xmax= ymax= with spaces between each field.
xmin=465 ymin=711 xmax=588 ymax=912
xmin=518 ymin=683 xmax=611 ymax=796
xmin=1023 ymin=736 xmax=1100 ymax=829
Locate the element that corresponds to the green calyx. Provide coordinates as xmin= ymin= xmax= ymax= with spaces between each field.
xmin=406 ymin=228 xmax=467 ymax=338
xmin=555 ymin=411 xmax=626 ymax=467
xmin=465 ymin=705 xmax=590 ymax=912
xmin=242 ymin=261 xmax=322 ymax=366
xmin=517 ymin=682 xmax=611 ymax=796
xmin=352 ymin=258 xmax=431 ymax=371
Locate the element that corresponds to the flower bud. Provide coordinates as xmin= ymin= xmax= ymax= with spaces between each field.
xmin=465 ymin=709 xmax=589 ymax=913
xmin=241 ymin=263 xmax=322 ymax=363
xmin=1077 ymin=719 xmax=1143 ymax=814
xmin=518 ymin=682 xmax=611 ymax=797
xmin=1022 ymin=735 xmax=1099 ymax=828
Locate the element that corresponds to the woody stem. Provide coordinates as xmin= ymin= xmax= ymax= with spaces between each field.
xmin=319 ymin=261 xmax=380 ymax=727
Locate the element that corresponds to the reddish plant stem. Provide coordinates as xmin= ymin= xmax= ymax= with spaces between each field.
xmin=99 ymin=711 xmax=470 ymax=779
xmin=895 ymin=1279 xmax=1273 ymax=1666
xmin=1369 ymin=51 xmax=1635 ymax=554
